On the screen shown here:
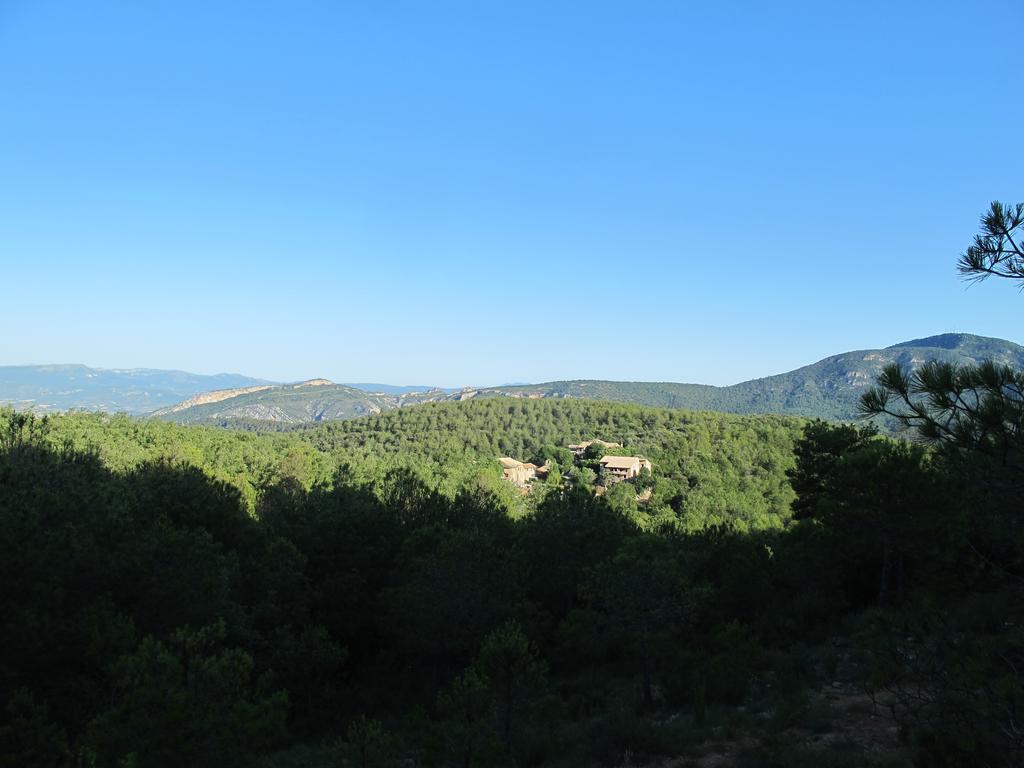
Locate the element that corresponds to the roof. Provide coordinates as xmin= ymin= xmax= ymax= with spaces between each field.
xmin=599 ymin=456 xmax=641 ymax=469
xmin=498 ymin=457 xmax=523 ymax=469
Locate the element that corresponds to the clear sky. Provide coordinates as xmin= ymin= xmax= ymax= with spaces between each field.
xmin=1 ymin=1 xmax=1021 ymax=387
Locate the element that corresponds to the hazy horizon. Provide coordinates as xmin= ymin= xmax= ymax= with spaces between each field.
xmin=3 ymin=329 xmax=1020 ymax=392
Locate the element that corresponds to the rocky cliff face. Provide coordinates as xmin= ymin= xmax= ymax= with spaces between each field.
xmin=151 ymin=385 xmax=275 ymax=415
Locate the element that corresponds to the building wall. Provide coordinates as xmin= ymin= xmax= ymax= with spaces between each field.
xmin=503 ymin=466 xmax=536 ymax=486
xmin=601 ymin=459 xmax=644 ymax=483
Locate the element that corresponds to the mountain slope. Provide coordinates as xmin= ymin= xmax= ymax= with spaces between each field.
xmin=446 ymin=333 xmax=1024 ymax=421
xmin=0 ymin=364 xmax=272 ymax=415
xmin=152 ymin=380 xmax=449 ymax=424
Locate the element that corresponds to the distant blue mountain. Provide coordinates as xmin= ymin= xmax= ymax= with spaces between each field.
xmin=0 ymin=364 xmax=272 ymax=415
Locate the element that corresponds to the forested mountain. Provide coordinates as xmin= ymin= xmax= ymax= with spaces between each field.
xmin=452 ymin=333 xmax=1024 ymax=420
xmin=0 ymin=364 xmax=270 ymax=414
xmin=151 ymin=380 xmax=450 ymax=424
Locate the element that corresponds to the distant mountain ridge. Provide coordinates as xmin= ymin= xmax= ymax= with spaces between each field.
xmin=447 ymin=333 xmax=1024 ymax=421
xmin=6 ymin=333 xmax=1021 ymax=424
xmin=0 ymin=364 xmax=271 ymax=415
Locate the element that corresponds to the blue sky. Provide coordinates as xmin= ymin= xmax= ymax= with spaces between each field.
xmin=1 ymin=1 xmax=1021 ymax=387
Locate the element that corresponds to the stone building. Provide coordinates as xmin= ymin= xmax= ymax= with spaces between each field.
xmin=499 ymin=457 xmax=537 ymax=487
xmin=598 ymin=455 xmax=652 ymax=484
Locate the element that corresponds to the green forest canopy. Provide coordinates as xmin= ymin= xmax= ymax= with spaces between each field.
xmin=47 ymin=399 xmax=805 ymax=533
